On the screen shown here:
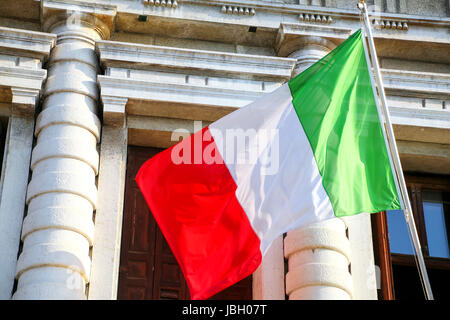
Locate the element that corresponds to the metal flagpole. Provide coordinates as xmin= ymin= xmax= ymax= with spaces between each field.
xmin=357 ymin=0 xmax=434 ymax=300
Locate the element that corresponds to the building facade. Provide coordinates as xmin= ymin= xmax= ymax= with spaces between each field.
xmin=0 ymin=0 xmax=448 ymax=300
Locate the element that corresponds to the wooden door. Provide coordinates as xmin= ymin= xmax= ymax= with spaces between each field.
xmin=118 ymin=146 xmax=252 ymax=300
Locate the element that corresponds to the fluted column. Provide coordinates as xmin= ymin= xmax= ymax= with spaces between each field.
xmin=279 ymin=35 xmax=354 ymax=300
xmin=13 ymin=13 xmax=110 ymax=299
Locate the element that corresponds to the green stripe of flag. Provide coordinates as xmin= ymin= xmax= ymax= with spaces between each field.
xmin=288 ymin=29 xmax=401 ymax=217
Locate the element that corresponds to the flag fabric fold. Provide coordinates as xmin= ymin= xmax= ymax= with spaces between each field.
xmin=135 ymin=29 xmax=401 ymax=300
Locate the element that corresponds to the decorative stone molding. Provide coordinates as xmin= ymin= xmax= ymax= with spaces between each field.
xmin=0 ymin=66 xmax=47 ymax=100
xmin=97 ymin=55 xmax=291 ymax=120
xmin=11 ymin=88 xmax=40 ymax=117
xmin=389 ymin=105 xmax=450 ymax=137
xmin=220 ymin=5 xmax=255 ymax=16
xmin=382 ymin=69 xmax=450 ymax=99
xmin=286 ymin=36 xmax=337 ymax=76
xmin=96 ymin=40 xmax=295 ymax=80
xmin=298 ymin=13 xmax=333 ymax=24
xmin=382 ymin=68 xmax=450 ymax=139
xmin=0 ymin=27 xmax=56 ymax=61
xmin=81 ymin=0 xmax=450 ymax=63
xmin=41 ymin=0 xmax=117 ymax=41
xmin=102 ymin=96 xmax=128 ymax=127
xmin=142 ymin=0 xmax=179 ymax=8
xmin=105 ymin=1 xmax=449 ymax=64
xmin=275 ymin=23 xmax=350 ymax=76
xmin=373 ymin=19 xmax=408 ymax=31
xmin=0 ymin=28 xmax=54 ymax=117
xmin=97 ymin=39 xmax=295 ymax=122
xmin=178 ymin=0 xmax=449 ymax=30
xmin=0 ymin=66 xmax=47 ymax=117
xmin=98 ymin=75 xmax=265 ymax=121
xmin=275 ymin=23 xmax=351 ymax=58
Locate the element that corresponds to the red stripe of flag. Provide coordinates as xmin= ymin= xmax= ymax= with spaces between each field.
xmin=135 ymin=126 xmax=262 ymax=299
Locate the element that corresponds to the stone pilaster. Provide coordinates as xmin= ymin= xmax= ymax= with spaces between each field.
xmin=252 ymin=236 xmax=285 ymax=300
xmin=0 ymin=27 xmax=55 ymax=300
xmin=88 ymin=125 xmax=127 ymax=299
xmin=0 ymin=116 xmax=35 ymax=299
xmin=13 ymin=4 xmax=115 ymax=299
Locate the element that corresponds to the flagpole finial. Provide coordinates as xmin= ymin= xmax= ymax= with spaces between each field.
xmin=357 ymin=0 xmax=365 ymax=10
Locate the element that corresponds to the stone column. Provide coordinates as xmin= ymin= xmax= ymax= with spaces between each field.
xmin=285 ymin=219 xmax=353 ymax=299
xmin=13 ymin=12 xmax=111 ymax=300
xmin=279 ymin=34 xmax=354 ymax=300
xmin=286 ymin=36 xmax=337 ymax=76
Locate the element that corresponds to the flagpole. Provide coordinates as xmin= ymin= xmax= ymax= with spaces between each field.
xmin=357 ymin=0 xmax=434 ymax=300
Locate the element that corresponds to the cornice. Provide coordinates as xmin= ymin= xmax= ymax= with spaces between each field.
xmin=96 ymin=40 xmax=296 ymax=80
xmin=181 ymin=0 xmax=450 ymax=26
xmin=104 ymin=0 xmax=449 ymax=64
xmin=98 ymin=75 xmax=264 ymax=109
xmin=390 ymin=105 xmax=450 ymax=130
xmin=0 ymin=27 xmax=56 ymax=61
xmin=382 ymin=69 xmax=450 ymax=99
xmin=275 ymin=23 xmax=352 ymax=57
xmin=0 ymin=66 xmax=47 ymax=89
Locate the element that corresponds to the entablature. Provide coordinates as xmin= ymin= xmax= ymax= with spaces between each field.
xmin=97 ymin=39 xmax=450 ymax=151
xmin=0 ymin=27 xmax=56 ymax=117
xmin=97 ymin=40 xmax=296 ymax=125
xmin=108 ymin=0 xmax=450 ymax=64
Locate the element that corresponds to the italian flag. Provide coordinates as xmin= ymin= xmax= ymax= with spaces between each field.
xmin=136 ymin=29 xmax=401 ymax=300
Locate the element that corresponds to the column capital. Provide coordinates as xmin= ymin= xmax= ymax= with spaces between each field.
xmin=275 ymin=23 xmax=352 ymax=57
xmin=11 ymin=87 xmax=40 ymax=117
xmin=102 ymin=96 xmax=128 ymax=128
xmin=41 ymin=0 xmax=117 ymax=41
xmin=275 ymin=23 xmax=352 ymax=76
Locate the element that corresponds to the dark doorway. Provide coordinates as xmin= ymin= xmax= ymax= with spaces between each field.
xmin=117 ymin=146 xmax=252 ymax=300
